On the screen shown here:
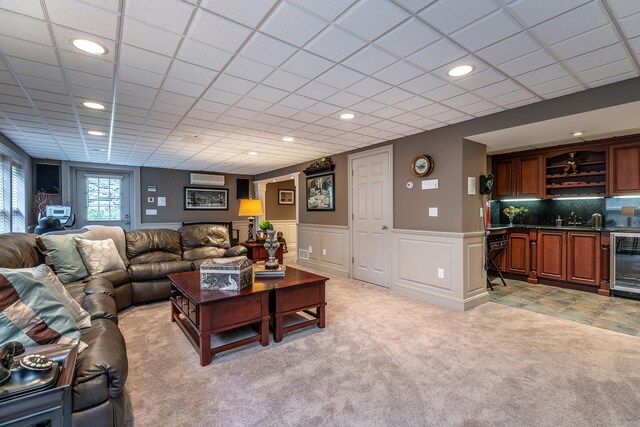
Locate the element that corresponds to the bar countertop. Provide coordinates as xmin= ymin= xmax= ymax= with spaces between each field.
xmin=487 ymin=224 xmax=640 ymax=232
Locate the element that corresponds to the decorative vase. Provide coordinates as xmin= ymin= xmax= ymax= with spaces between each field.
xmin=506 ymin=214 xmax=514 ymax=227
xmin=263 ymin=225 xmax=280 ymax=270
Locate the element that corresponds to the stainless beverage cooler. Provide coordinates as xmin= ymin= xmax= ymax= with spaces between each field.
xmin=611 ymin=232 xmax=640 ymax=298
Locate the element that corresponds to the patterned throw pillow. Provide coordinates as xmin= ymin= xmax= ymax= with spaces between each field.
xmin=0 ymin=270 xmax=86 ymax=351
xmin=74 ymin=238 xmax=126 ymax=275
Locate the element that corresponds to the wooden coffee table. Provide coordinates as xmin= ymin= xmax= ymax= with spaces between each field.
xmin=169 ymin=271 xmax=271 ymax=366
xmin=254 ymin=266 xmax=329 ymax=342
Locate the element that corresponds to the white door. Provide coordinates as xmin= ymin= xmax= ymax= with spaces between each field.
xmin=351 ymin=149 xmax=391 ymax=287
xmin=76 ymin=170 xmax=132 ymax=230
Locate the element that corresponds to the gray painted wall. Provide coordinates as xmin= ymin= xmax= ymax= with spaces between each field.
xmin=265 ymin=180 xmax=296 ymax=221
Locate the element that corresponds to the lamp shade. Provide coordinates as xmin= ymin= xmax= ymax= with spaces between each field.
xmin=238 ymin=199 xmax=263 ymax=216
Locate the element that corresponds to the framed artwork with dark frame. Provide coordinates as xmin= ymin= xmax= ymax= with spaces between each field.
xmin=306 ymin=173 xmax=335 ymax=211
xmin=278 ymin=189 xmax=295 ymax=205
xmin=184 ymin=187 xmax=228 ymax=210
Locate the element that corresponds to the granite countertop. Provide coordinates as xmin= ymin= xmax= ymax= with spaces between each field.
xmin=487 ymin=224 xmax=640 ymax=232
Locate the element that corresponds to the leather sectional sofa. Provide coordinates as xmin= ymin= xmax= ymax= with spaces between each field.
xmin=0 ymin=222 xmax=246 ymax=427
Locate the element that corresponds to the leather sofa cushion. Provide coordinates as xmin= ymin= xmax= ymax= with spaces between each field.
xmin=224 ymin=245 xmax=248 ymax=258
xmin=182 ymin=246 xmax=226 ymax=261
xmin=65 ymin=281 xmax=86 ymax=303
xmin=71 ymin=391 xmax=127 ymax=427
xmin=179 ymin=224 xmax=231 ymax=252
xmin=74 ymin=318 xmax=128 ymax=411
xmin=82 ymin=277 xmax=116 ymax=298
xmin=126 ymin=229 xmax=181 ymax=264
xmin=82 ymin=293 xmax=118 ymax=324
xmin=85 ymin=269 xmax=130 ymax=287
xmin=0 ymin=233 xmax=42 ymax=268
xmin=128 ymin=260 xmax=192 ymax=281
xmin=131 ymin=279 xmax=171 ymax=304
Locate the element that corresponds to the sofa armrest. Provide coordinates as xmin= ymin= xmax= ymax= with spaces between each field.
xmin=224 ymin=245 xmax=248 ymax=257
xmin=74 ymin=319 xmax=128 ymax=411
xmin=82 ymin=277 xmax=115 ymax=298
xmin=82 ymin=293 xmax=118 ymax=324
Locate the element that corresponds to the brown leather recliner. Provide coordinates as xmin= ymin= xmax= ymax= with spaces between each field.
xmin=178 ymin=223 xmax=248 ymax=269
xmin=125 ymin=229 xmax=191 ymax=304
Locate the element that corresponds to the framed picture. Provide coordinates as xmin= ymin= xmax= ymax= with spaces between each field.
xmin=278 ymin=189 xmax=295 ymax=205
xmin=184 ymin=187 xmax=228 ymax=210
xmin=306 ymin=173 xmax=335 ymax=211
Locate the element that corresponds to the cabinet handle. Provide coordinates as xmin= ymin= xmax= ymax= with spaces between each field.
xmin=182 ymin=301 xmax=188 ymax=306
xmin=190 ymin=309 xmax=196 ymax=313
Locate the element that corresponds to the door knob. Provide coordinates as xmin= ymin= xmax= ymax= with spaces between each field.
xmin=382 ymin=225 xmax=388 ymax=230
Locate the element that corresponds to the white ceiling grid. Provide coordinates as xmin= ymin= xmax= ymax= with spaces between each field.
xmin=0 ymin=0 xmax=638 ymax=174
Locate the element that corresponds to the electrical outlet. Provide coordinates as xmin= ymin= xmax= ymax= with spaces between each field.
xmin=322 ymin=248 xmax=326 ymax=256
xmin=480 ymin=207 xmax=484 ymax=217
xmin=437 ymin=268 xmax=444 ymax=279
xmin=429 ymin=207 xmax=438 ymax=217
xmin=308 ymin=246 xmax=312 ymax=253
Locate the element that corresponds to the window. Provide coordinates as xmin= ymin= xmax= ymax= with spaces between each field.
xmin=85 ymin=175 xmax=122 ymax=221
xmin=0 ymin=155 xmax=26 ymax=233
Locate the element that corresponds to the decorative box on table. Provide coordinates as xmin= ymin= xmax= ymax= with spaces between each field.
xmin=200 ymin=256 xmax=253 ymax=290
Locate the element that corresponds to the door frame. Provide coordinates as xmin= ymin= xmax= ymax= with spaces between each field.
xmin=348 ymin=145 xmax=393 ymax=282
xmin=63 ymin=162 xmax=140 ymax=230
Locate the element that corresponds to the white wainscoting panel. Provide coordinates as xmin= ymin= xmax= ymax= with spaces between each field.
xmin=297 ymin=223 xmax=349 ymax=277
xmin=269 ymin=220 xmax=297 ymax=250
xmin=392 ymin=229 xmax=488 ymax=311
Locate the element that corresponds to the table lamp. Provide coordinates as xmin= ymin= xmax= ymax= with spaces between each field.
xmin=621 ymin=206 xmax=636 ymax=226
xmin=239 ymin=199 xmax=263 ymax=242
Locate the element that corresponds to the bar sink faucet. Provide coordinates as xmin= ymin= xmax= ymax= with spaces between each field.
xmin=567 ymin=212 xmax=583 ymax=226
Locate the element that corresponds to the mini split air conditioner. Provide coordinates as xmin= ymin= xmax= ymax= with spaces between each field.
xmin=190 ymin=173 xmax=225 ymax=186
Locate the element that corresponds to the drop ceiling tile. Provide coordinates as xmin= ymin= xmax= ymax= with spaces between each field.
xmin=234 ymin=97 xmax=272 ymax=112
xmin=0 ymin=0 xmax=44 ymax=19
xmin=619 ymin=12 xmax=640 ymax=39
xmin=188 ymin=9 xmax=253 ymax=52
xmin=489 ymin=88 xmax=536 ymax=106
xmin=418 ymin=0 xmax=499 ymax=35
xmin=262 ymin=69 xmax=309 ymax=91
xmin=176 ymin=38 xmax=233 ymax=71
xmin=452 ymin=10 xmax=522 ymax=52
xmin=393 ymin=96 xmax=433 ymax=111
xmin=324 ymin=91 xmax=364 ymax=107
xmin=203 ymin=87 xmax=244 ymax=105
xmin=119 ymin=65 xmax=164 ymax=87
xmin=374 ymin=18 xmax=440 ymax=59
xmin=349 ymin=99 xmax=386 ymax=113
xmin=345 ymin=77 xmax=392 ymax=98
xmin=565 ymin=43 xmax=629 ymax=73
xmin=506 ymin=0 xmax=590 ymax=27
xmin=336 ymin=0 xmax=409 ymax=41
xmin=163 ymin=78 xmax=206 ymax=98
xmin=120 ymin=44 xmax=172 ymax=74
xmin=200 ymin=0 xmax=276 ymax=27
xmin=264 ymin=104 xmax=298 ymax=118
xmin=9 ymin=58 xmax=63 ymax=83
xmin=287 ymin=0 xmax=356 ymax=21
xmin=46 ymin=0 xmax=118 ymax=40
xmin=305 ymin=26 xmax=368 ymax=62
xmin=123 ymin=17 xmax=182 ymax=56
xmin=475 ymin=31 xmax=540 ymax=65
xmin=607 ymin=0 xmax=640 ymax=19
xmin=240 ymin=33 xmax=298 ymax=67
xmin=371 ymin=87 xmax=413 ymax=104
xmin=194 ymin=99 xmax=229 ymax=114
xmin=499 ymin=49 xmax=556 ymax=76
xmin=577 ymin=58 xmax=636 ymax=84
xmin=260 ymin=2 xmax=327 ymax=47
xmin=247 ymin=84 xmax=289 ymax=102
xmin=530 ymin=2 xmax=609 ymax=45
xmin=548 ymin=24 xmax=620 ymax=60
xmin=406 ymin=39 xmax=467 ymax=71
xmin=169 ymin=60 xmax=218 ymax=86
xmin=473 ymin=79 xmax=522 ymax=98
xmin=630 ymin=36 xmax=640 ymax=55
xmin=422 ymin=84 xmax=466 ymax=102
xmin=343 ymin=45 xmax=397 ymax=74
xmin=583 ymin=70 xmax=638 ymax=89
xmin=529 ymin=75 xmax=581 ymax=96
xmin=315 ymin=65 xmax=366 ymax=89
xmin=225 ymin=57 xmax=275 ymax=82
xmin=304 ymin=102 xmax=341 ymax=116
xmin=441 ymin=92 xmax=482 ymax=108
xmin=125 ymin=0 xmax=194 ymax=34
xmin=373 ymin=61 xmax=424 ymax=85
xmin=399 ymin=73 xmax=447 ymax=94
xmin=431 ymin=109 xmax=468 ymax=122
xmin=457 ymin=99 xmax=500 ymax=114
xmin=0 ymin=36 xmax=58 ymax=65
xmin=118 ymin=81 xmax=156 ymax=99
xmin=453 ymin=69 xmax=505 ymax=91
xmin=281 ymin=51 xmax=334 ymax=79
xmin=279 ymin=93 xmax=317 ymax=109
xmin=516 ymin=63 xmax=568 ymax=86
xmin=296 ymin=81 xmax=339 ymax=100
xmin=51 ymin=25 xmax=116 ymax=61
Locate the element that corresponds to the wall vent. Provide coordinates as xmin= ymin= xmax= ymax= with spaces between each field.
xmin=298 ymin=248 xmax=309 ymax=260
xmin=190 ymin=173 xmax=225 ymax=186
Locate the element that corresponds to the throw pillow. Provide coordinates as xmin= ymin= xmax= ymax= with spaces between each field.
xmin=74 ymin=238 xmax=126 ymax=275
xmin=36 ymin=233 xmax=91 ymax=284
xmin=0 ymin=270 xmax=87 ymax=351
xmin=83 ymin=225 xmax=130 ymax=267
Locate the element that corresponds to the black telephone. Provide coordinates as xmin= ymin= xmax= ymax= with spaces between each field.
xmin=0 ymin=342 xmax=60 ymax=401
xmin=479 ymin=174 xmax=494 ymax=195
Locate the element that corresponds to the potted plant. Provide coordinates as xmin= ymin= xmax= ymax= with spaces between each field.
xmin=257 ymin=220 xmax=271 ymax=241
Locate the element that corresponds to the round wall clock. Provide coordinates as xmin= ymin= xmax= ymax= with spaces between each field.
xmin=410 ymin=155 xmax=434 ymax=177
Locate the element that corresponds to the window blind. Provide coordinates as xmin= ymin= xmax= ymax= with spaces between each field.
xmin=0 ymin=156 xmax=8 ymax=233
xmin=11 ymin=163 xmax=25 ymax=232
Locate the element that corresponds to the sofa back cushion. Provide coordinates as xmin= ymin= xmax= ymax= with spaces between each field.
xmin=0 ymin=269 xmax=85 ymax=350
xmin=179 ymin=224 xmax=231 ymax=261
xmin=126 ymin=229 xmax=182 ymax=265
xmin=0 ymin=233 xmax=43 ymax=268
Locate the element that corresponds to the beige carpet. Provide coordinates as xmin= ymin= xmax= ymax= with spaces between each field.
xmin=119 ymin=267 xmax=640 ymax=427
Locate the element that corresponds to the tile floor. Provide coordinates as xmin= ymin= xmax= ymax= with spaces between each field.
xmin=489 ymin=278 xmax=640 ymax=336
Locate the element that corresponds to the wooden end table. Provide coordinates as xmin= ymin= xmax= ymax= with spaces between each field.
xmin=169 ymin=271 xmax=271 ymax=366
xmin=242 ymin=241 xmax=284 ymax=264
xmin=255 ymin=267 xmax=328 ymax=343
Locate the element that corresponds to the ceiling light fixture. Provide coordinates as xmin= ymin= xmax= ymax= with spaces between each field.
xmin=248 ymin=151 xmax=258 ymax=156
xmin=70 ymin=38 xmax=108 ymax=55
xmin=572 ymin=131 xmax=584 ymax=137
xmin=91 ymin=147 xmax=106 ymax=152
xmin=339 ymin=113 xmax=355 ymax=120
xmin=447 ymin=64 xmax=474 ymax=77
xmin=87 ymin=130 xmax=106 ymax=136
xmin=282 ymin=136 xmax=294 ymax=142
xmin=82 ymin=101 xmax=105 ymax=110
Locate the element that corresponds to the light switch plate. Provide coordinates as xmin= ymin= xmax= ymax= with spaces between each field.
xmin=421 ymin=179 xmax=438 ymax=190
xmin=429 ymin=207 xmax=438 ymax=217
xmin=468 ymin=177 xmax=476 ymax=195
xmin=480 ymin=207 xmax=484 ymax=217
xmin=322 ymin=249 xmax=326 ymax=255
xmin=308 ymin=246 xmax=312 ymax=253
xmin=145 ymin=209 xmax=157 ymax=215
xmin=437 ymin=268 xmax=444 ymax=279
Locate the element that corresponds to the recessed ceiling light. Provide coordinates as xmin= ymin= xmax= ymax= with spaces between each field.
xmin=82 ymin=101 xmax=105 ymax=110
xmin=572 ymin=131 xmax=584 ymax=137
xmin=248 ymin=151 xmax=258 ymax=156
xmin=447 ymin=65 xmax=474 ymax=77
xmin=282 ymin=136 xmax=294 ymax=142
xmin=70 ymin=38 xmax=108 ymax=55
xmin=91 ymin=147 xmax=106 ymax=152
xmin=339 ymin=113 xmax=355 ymax=120
xmin=87 ymin=130 xmax=106 ymax=136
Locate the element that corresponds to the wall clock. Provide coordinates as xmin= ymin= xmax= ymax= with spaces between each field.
xmin=410 ymin=155 xmax=434 ymax=177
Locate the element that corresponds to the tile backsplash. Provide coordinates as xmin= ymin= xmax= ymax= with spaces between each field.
xmin=489 ymin=197 xmax=640 ymax=227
